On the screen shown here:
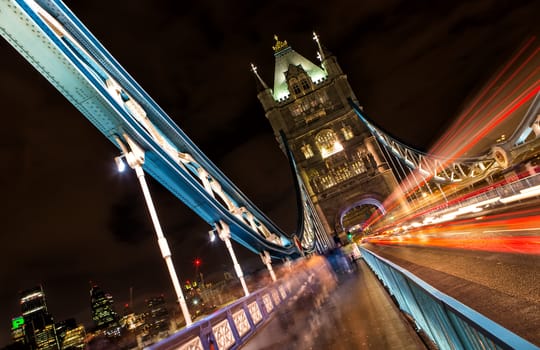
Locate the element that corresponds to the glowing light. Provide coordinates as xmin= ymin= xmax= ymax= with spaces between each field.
xmin=520 ymin=184 xmax=540 ymax=195
xmin=321 ymin=141 xmax=343 ymax=159
xmin=11 ymin=317 xmax=24 ymax=330
xmin=208 ymin=229 xmax=216 ymax=242
xmin=430 ymin=38 xmax=539 ymax=156
xmin=114 ymin=156 xmax=126 ymax=172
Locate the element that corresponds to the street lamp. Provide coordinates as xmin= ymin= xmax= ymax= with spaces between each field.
xmin=114 ymin=134 xmax=193 ymax=326
xmin=213 ymin=220 xmax=250 ymax=297
xmin=114 ymin=155 xmax=126 ymax=172
xmin=208 ymin=228 xmax=217 ymax=242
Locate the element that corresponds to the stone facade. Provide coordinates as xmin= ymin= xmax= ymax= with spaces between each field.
xmin=254 ymin=36 xmax=399 ymax=239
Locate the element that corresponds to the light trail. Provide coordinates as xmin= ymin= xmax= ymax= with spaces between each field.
xmin=368 ymin=236 xmax=540 ymax=255
xmin=430 ymin=36 xmax=538 ymax=153
xmin=365 ymin=40 xmax=540 ymax=233
xmin=452 ymin=82 xmax=540 ymax=159
xmin=366 ymin=207 xmax=540 ymax=255
xmin=484 ymin=227 xmax=540 ymax=233
xmin=432 ymin=40 xmax=540 ymax=157
xmin=381 ymin=46 xmax=540 ymax=205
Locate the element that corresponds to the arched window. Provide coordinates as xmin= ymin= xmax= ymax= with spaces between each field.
xmin=315 ymin=129 xmax=343 ymax=159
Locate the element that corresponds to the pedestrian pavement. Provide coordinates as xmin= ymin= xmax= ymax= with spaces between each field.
xmin=241 ymin=258 xmax=429 ymax=350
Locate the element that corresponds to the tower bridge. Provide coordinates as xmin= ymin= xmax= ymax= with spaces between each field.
xmin=1 ymin=0 xmax=539 ymax=349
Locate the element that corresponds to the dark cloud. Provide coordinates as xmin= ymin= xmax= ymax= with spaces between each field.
xmin=0 ymin=0 xmax=538 ymax=346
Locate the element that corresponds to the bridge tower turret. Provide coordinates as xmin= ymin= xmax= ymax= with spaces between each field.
xmin=252 ymin=34 xmax=401 ymax=241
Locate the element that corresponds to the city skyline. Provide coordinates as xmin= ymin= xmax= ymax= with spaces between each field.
xmin=1 ymin=0 xmax=538 ymax=347
xmin=6 ymin=281 xmax=184 ymax=349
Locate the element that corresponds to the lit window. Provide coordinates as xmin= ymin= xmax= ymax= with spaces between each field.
xmin=290 ymin=104 xmax=302 ymax=117
xmin=315 ymin=129 xmax=343 ymax=159
xmin=301 ymin=144 xmax=314 ymax=159
xmin=341 ymin=124 xmax=354 ymax=140
xmin=318 ymin=92 xmax=328 ymax=104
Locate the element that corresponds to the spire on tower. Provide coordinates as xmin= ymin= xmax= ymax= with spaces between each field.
xmin=313 ymin=31 xmax=326 ymax=62
xmin=250 ymin=63 xmax=269 ymax=91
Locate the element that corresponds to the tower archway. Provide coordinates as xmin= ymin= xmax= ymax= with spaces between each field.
xmin=337 ymin=197 xmax=385 ymax=234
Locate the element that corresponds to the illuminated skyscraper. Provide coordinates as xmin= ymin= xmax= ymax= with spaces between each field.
xmin=54 ymin=318 xmax=86 ymax=349
xmin=10 ymin=316 xmax=26 ymax=345
xmin=59 ymin=325 xmax=86 ymax=349
xmin=19 ymin=285 xmax=59 ymax=350
xmin=253 ymin=35 xmax=399 ymax=240
xmin=89 ymin=284 xmax=121 ymax=337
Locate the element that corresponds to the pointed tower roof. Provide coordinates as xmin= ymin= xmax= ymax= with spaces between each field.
xmin=272 ymin=35 xmax=327 ymax=101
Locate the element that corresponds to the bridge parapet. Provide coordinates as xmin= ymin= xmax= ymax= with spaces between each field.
xmin=147 ymin=255 xmax=337 ymax=350
xmin=361 ymin=248 xmax=539 ymax=350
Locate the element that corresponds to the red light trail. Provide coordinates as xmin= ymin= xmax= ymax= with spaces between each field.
xmin=367 ymin=207 xmax=540 ymax=255
xmin=364 ymin=38 xmax=540 ymax=234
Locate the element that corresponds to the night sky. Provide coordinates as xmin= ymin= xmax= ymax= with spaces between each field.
xmin=0 ymin=0 xmax=538 ymax=346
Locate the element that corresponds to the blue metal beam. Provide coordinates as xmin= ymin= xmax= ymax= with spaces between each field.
xmin=0 ymin=0 xmax=314 ymax=258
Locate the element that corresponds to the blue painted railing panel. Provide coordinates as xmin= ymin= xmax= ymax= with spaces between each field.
xmin=361 ymin=247 xmax=539 ymax=350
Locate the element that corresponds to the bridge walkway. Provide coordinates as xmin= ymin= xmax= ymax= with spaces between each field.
xmin=241 ymin=259 xmax=430 ymax=350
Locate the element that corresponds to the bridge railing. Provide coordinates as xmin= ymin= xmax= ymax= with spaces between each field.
xmin=147 ymin=255 xmax=337 ymax=350
xmin=360 ymin=248 xmax=538 ymax=350
xmin=420 ymin=171 xmax=540 ymax=224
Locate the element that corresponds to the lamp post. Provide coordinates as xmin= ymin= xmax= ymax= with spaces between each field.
xmin=214 ymin=220 xmax=250 ymax=297
xmin=114 ymin=135 xmax=192 ymax=326
xmin=260 ymin=250 xmax=277 ymax=282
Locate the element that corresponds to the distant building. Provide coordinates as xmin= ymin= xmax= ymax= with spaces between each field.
xmin=19 ymin=285 xmax=59 ymax=350
xmin=89 ymin=284 xmax=121 ymax=338
xmin=53 ymin=318 xmax=75 ymax=346
xmin=10 ymin=316 xmax=26 ymax=346
xmin=145 ymin=296 xmax=170 ymax=337
xmin=59 ymin=326 xmax=85 ymax=349
xmin=54 ymin=319 xmax=85 ymax=349
xmin=119 ymin=312 xmax=145 ymax=333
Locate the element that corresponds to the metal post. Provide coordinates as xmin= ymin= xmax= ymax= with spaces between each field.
xmin=115 ymin=135 xmax=192 ymax=327
xmin=133 ymin=165 xmax=193 ymax=326
xmin=216 ymin=221 xmax=250 ymax=297
xmin=260 ymin=251 xmax=277 ymax=282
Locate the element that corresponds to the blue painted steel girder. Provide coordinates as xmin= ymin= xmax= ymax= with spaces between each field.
xmin=0 ymin=0 xmax=308 ymax=258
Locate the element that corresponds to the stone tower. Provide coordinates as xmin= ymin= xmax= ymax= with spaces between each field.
xmin=252 ymin=34 xmax=400 ymax=240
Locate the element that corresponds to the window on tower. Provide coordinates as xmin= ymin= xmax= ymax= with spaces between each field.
xmin=318 ymin=91 xmax=329 ymax=104
xmin=341 ymin=124 xmax=354 ymax=140
xmin=290 ymin=104 xmax=302 ymax=117
xmin=315 ymin=129 xmax=343 ymax=159
xmin=301 ymin=144 xmax=314 ymax=159
xmin=301 ymin=79 xmax=311 ymax=91
xmin=292 ymin=84 xmax=301 ymax=95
